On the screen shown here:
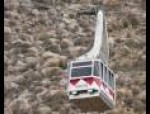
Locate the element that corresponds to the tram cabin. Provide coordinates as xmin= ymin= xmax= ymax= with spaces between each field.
xmin=67 ymin=59 xmax=116 ymax=112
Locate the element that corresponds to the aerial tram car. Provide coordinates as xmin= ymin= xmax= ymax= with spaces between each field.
xmin=66 ymin=9 xmax=116 ymax=112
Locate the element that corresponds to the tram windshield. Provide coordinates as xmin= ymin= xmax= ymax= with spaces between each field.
xmin=71 ymin=67 xmax=92 ymax=77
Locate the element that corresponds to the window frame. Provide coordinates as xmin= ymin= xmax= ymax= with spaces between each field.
xmin=109 ymin=71 xmax=114 ymax=89
xmin=93 ymin=61 xmax=100 ymax=77
xmin=99 ymin=62 xmax=103 ymax=79
xmin=104 ymin=66 xmax=108 ymax=83
xmin=101 ymin=61 xmax=115 ymax=90
xmin=70 ymin=65 xmax=93 ymax=77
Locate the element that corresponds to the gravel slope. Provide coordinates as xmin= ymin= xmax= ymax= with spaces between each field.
xmin=4 ymin=0 xmax=146 ymax=114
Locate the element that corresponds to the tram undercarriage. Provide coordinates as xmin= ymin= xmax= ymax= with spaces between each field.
xmin=70 ymin=92 xmax=113 ymax=112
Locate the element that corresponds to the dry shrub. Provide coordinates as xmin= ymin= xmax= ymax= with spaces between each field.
xmin=47 ymin=91 xmax=67 ymax=111
xmin=41 ymin=67 xmax=62 ymax=77
xmin=37 ymin=105 xmax=51 ymax=114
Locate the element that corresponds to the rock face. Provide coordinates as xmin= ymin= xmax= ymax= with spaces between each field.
xmin=4 ymin=0 xmax=145 ymax=114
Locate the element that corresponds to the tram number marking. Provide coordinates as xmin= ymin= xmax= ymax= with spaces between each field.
xmin=76 ymin=84 xmax=87 ymax=88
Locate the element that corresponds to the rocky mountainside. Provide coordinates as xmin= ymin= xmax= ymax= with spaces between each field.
xmin=4 ymin=0 xmax=146 ymax=114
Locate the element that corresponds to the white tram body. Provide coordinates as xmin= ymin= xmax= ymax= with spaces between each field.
xmin=66 ymin=10 xmax=116 ymax=112
xmin=66 ymin=59 xmax=116 ymax=112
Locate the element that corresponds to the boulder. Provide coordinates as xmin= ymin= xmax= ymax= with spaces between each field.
xmin=31 ymin=9 xmax=39 ymax=16
xmin=37 ymin=105 xmax=51 ymax=114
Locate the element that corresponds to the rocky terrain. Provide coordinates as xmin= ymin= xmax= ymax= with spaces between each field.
xmin=4 ymin=0 xmax=146 ymax=114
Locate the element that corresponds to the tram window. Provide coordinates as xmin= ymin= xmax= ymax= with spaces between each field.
xmin=94 ymin=61 xmax=100 ymax=76
xmin=72 ymin=61 xmax=92 ymax=67
xmin=109 ymin=72 xmax=114 ymax=89
xmin=71 ymin=67 xmax=92 ymax=77
xmin=100 ymin=63 xmax=103 ymax=79
xmin=104 ymin=67 xmax=107 ymax=83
